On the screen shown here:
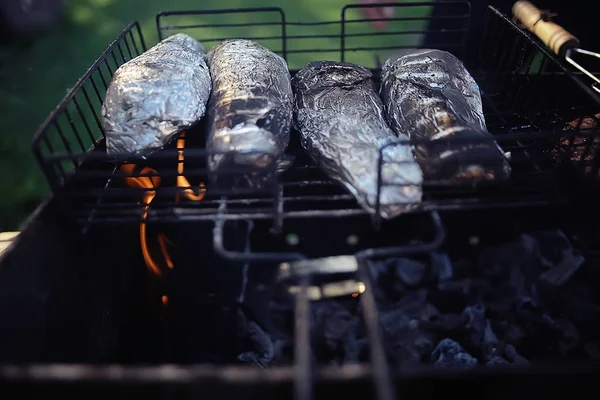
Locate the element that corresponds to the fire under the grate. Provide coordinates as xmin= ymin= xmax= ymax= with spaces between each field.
xmin=119 ymin=209 xmax=600 ymax=370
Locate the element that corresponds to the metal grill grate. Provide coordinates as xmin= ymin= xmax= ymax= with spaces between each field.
xmin=29 ymin=4 xmax=600 ymax=264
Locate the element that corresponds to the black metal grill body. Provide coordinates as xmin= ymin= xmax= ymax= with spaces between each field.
xmin=2 ymin=3 xmax=600 ymax=399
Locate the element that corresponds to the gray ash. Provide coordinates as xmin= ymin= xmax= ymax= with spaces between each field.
xmin=237 ymin=229 xmax=600 ymax=368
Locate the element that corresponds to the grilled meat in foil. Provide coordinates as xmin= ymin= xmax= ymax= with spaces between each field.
xmin=380 ymin=49 xmax=511 ymax=182
xmin=206 ymin=39 xmax=293 ymax=186
xmin=292 ymin=61 xmax=423 ymax=219
xmin=102 ymin=33 xmax=211 ymax=156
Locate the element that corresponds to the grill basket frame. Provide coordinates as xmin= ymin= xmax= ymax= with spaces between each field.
xmin=31 ymin=4 xmax=600 ymax=261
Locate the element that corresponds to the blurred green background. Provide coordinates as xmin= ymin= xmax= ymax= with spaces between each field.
xmin=0 ymin=0 xmax=431 ymax=230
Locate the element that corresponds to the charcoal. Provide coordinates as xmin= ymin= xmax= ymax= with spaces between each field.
xmin=418 ymin=313 xmax=467 ymax=332
xmin=502 ymin=322 xmax=526 ymax=346
xmin=368 ymin=259 xmax=409 ymax=302
xmin=393 ymin=258 xmax=427 ymax=286
xmin=482 ymin=321 xmax=509 ymax=365
xmin=462 ymin=304 xmax=487 ymax=348
xmin=262 ymin=229 xmax=599 ymax=369
xmin=431 ymin=251 xmax=453 ymax=282
xmin=431 ymin=339 xmax=478 ymax=368
xmin=237 ymin=309 xmax=275 ymax=368
xmin=311 ymin=300 xmax=367 ymax=365
xmin=380 ymin=308 xmax=435 ymax=364
xmin=503 ymin=344 xmax=529 ymax=365
xmin=485 ymin=356 xmax=509 ymax=366
xmin=389 ymin=289 xmax=431 ymax=315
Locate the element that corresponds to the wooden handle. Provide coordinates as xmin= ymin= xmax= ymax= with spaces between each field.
xmin=512 ymin=1 xmax=579 ymax=57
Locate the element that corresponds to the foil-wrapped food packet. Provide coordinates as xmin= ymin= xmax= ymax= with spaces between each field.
xmin=206 ymin=39 xmax=293 ymax=187
xmin=102 ymin=33 xmax=212 ymax=156
xmin=380 ymin=49 xmax=511 ymax=182
xmin=292 ymin=61 xmax=423 ymax=219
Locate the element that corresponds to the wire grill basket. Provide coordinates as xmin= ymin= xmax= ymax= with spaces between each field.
xmin=11 ymin=4 xmax=600 ymax=400
xmin=31 ymin=3 xmax=600 ymax=261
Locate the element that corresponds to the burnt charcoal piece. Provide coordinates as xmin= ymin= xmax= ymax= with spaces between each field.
xmin=237 ymin=309 xmax=275 ymax=368
xmin=431 ymin=251 xmax=454 ymax=282
xmin=503 ymin=344 xmax=529 ymax=365
xmin=395 ymin=258 xmax=427 ymax=286
xmin=369 ymin=257 xmax=433 ymax=303
xmin=486 ymin=355 xmax=509 ymax=366
xmin=462 ymin=304 xmax=487 ymax=348
xmin=379 ymin=308 xmax=436 ymax=365
xmin=431 ymin=338 xmax=478 ymax=368
xmin=311 ymin=300 xmax=368 ymax=365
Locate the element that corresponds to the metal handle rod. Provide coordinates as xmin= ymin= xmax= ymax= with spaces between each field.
xmin=513 ymin=1 xmax=600 ymax=94
xmin=566 ymin=48 xmax=600 ymax=93
xmin=356 ymin=257 xmax=396 ymax=400
xmin=294 ymin=279 xmax=312 ymax=400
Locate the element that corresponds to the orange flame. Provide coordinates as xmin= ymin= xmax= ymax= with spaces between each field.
xmin=175 ymin=132 xmax=206 ymax=202
xmin=121 ymin=131 xmax=206 ymax=278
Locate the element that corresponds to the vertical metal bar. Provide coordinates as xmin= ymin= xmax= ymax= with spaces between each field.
xmin=135 ymin=21 xmax=147 ymax=52
xmin=33 ymin=145 xmax=60 ymax=193
xmin=103 ymin=59 xmax=114 ymax=77
xmin=356 ymin=256 xmax=395 ymax=400
xmin=72 ymin=96 xmax=97 ymax=144
xmin=522 ymin=51 xmax=548 ymax=119
xmin=122 ymin=35 xmax=135 ymax=60
xmin=374 ymin=144 xmax=384 ymax=231
xmin=129 ymin=30 xmax=142 ymax=55
xmin=43 ymin=134 xmax=67 ymax=181
xmin=272 ymin=182 xmax=284 ymax=234
xmin=480 ymin=8 xmax=501 ymax=72
xmin=462 ymin=1 xmax=472 ymax=62
xmin=116 ymin=42 xmax=127 ymax=64
xmin=95 ymin=68 xmax=110 ymax=90
xmin=110 ymin=52 xmax=121 ymax=71
xmin=294 ymin=278 xmax=312 ymax=400
xmin=63 ymin=109 xmax=87 ymax=152
xmin=155 ymin=13 xmax=165 ymax=42
xmin=86 ymin=164 xmax=118 ymax=229
xmin=280 ymin=9 xmax=287 ymax=61
xmin=340 ymin=8 xmax=347 ymax=62
xmin=54 ymin=121 xmax=78 ymax=169
xmin=89 ymin=75 xmax=105 ymax=103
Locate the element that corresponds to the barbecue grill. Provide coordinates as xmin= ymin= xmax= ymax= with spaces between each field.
xmin=2 ymin=2 xmax=600 ymax=399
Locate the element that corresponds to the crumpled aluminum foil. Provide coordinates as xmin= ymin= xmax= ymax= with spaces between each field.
xmin=206 ymin=39 xmax=293 ymax=186
xmin=292 ymin=61 xmax=423 ymax=219
xmin=380 ymin=49 xmax=511 ymax=181
xmin=102 ymin=33 xmax=212 ymax=156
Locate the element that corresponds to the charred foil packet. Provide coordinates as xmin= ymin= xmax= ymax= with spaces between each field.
xmin=102 ymin=33 xmax=212 ymax=156
xmin=206 ymin=39 xmax=294 ymax=187
xmin=380 ymin=49 xmax=511 ymax=182
xmin=292 ymin=61 xmax=423 ymax=219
